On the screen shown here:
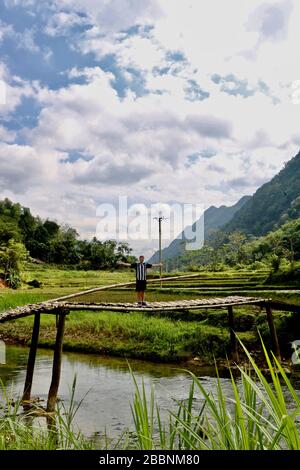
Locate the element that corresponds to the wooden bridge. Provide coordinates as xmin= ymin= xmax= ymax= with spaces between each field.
xmin=0 ymin=296 xmax=272 ymax=322
xmin=1 ymin=279 xmax=300 ymax=413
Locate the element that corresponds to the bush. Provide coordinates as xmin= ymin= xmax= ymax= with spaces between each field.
xmin=188 ymin=264 xmax=202 ymax=272
xmin=0 ymin=240 xmax=28 ymax=289
xmin=270 ymin=254 xmax=281 ymax=272
xmin=208 ymin=263 xmax=227 ymax=272
xmin=5 ymin=271 xmax=21 ymax=289
xmin=266 ymin=262 xmax=300 ymax=285
xmin=248 ymin=260 xmax=268 ymax=270
xmin=206 ymin=311 xmax=255 ymax=332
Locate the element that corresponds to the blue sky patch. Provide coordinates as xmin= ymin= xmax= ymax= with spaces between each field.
xmin=3 ymin=95 xmax=42 ymax=133
xmin=185 ymin=153 xmax=200 ymax=168
xmin=211 ymin=73 xmax=280 ymax=102
xmin=185 ymin=79 xmax=209 ymax=102
xmin=166 ymin=50 xmax=186 ymax=62
xmin=98 ymin=54 xmax=148 ymax=98
xmin=200 ymin=149 xmax=217 ymax=159
xmin=63 ymin=150 xmax=94 ymax=163
xmin=120 ymin=24 xmax=154 ymax=40
xmin=211 ymin=73 xmax=255 ymax=98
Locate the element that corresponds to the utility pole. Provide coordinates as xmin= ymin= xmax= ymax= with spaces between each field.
xmin=154 ymin=216 xmax=167 ymax=288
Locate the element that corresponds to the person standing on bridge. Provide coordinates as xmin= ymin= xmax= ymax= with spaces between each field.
xmin=117 ymin=256 xmax=162 ymax=306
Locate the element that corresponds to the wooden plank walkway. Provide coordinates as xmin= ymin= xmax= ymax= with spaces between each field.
xmin=0 ymin=296 xmax=266 ymax=322
xmin=59 ymin=296 xmax=268 ymax=312
xmin=0 ymin=303 xmax=68 ymax=323
xmin=2 ymin=296 xmax=300 ymax=323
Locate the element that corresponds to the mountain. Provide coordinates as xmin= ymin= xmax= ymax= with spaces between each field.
xmin=149 ymin=150 xmax=300 ymax=267
xmin=224 ymin=150 xmax=300 ymax=236
xmin=148 ymin=195 xmax=251 ymax=263
xmin=202 ymin=196 xmax=251 ymax=236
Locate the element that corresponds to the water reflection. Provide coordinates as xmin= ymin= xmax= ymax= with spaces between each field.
xmin=1 ymin=345 xmax=299 ymax=440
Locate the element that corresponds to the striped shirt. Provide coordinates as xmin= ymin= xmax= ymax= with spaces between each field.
xmin=131 ymin=262 xmax=152 ymax=281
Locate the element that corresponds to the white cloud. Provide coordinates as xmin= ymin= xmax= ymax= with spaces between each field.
xmin=24 ymin=65 xmax=295 ymax=209
xmin=0 ymin=18 xmax=51 ymax=57
xmin=53 ymin=0 xmax=162 ymax=34
xmin=0 ymin=125 xmax=16 ymax=142
xmin=17 ymin=28 xmax=40 ymax=53
xmin=45 ymin=11 xmax=88 ymax=37
xmin=1 ymin=0 xmax=300 ymax=251
xmin=4 ymin=1 xmax=36 ymax=6
xmin=0 ymin=20 xmax=14 ymax=43
xmin=0 ymin=143 xmax=63 ymax=193
xmin=246 ymin=0 xmax=293 ymax=42
xmin=0 ymin=63 xmax=35 ymax=116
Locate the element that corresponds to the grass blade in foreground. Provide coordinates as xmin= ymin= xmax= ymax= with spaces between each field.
xmin=131 ymin=337 xmax=300 ymax=450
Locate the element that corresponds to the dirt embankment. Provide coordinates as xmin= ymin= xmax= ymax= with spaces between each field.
xmin=0 ymin=279 xmax=7 ymax=289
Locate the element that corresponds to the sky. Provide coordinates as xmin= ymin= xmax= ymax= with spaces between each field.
xmin=0 ymin=0 xmax=300 ymax=257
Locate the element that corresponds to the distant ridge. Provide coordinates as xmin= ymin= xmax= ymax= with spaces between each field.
xmin=148 ymin=195 xmax=251 ymax=263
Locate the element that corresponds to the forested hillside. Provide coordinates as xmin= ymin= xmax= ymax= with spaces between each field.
xmin=166 ymin=215 xmax=300 ymax=273
xmin=224 ymin=150 xmax=300 ymax=236
xmin=149 ymin=150 xmax=300 ymax=272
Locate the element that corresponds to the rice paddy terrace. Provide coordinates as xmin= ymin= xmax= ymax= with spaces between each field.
xmin=66 ymin=270 xmax=300 ymax=304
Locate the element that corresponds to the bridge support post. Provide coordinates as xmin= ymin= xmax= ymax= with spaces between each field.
xmin=22 ymin=313 xmax=41 ymax=404
xmin=46 ymin=312 xmax=67 ymax=413
xmin=265 ymin=302 xmax=281 ymax=361
xmin=227 ymin=306 xmax=239 ymax=362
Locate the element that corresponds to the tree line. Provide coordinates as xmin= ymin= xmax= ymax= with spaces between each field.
xmin=0 ymin=198 xmax=134 ymax=286
xmin=168 ymin=216 xmax=300 ymax=274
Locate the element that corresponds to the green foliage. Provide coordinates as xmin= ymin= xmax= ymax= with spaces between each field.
xmin=0 ymin=239 xmax=28 ymax=288
xmin=0 ymin=198 xmax=133 ymax=269
xmin=0 ymin=309 xmax=230 ymax=362
xmin=0 ymin=239 xmax=28 ymax=273
xmin=4 ymin=271 xmax=22 ymax=290
xmin=267 ymin=261 xmax=300 ymax=285
xmin=171 ymin=215 xmax=300 ymax=274
xmin=270 ymin=254 xmax=281 ymax=272
xmin=225 ymin=150 xmax=300 ymax=236
xmin=0 ymin=379 xmax=92 ymax=450
xmin=131 ymin=337 xmax=300 ymax=450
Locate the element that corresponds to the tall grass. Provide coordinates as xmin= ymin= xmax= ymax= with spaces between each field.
xmin=0 ymin=292 xmax=51 ymax=313
xmin=0 ymin=378 xmax=91 ymax=450
xmin=131 ymin=337 xmax=300 ymax=450
xmin=1 ymin=338 xmax=300 ymax=450
xmin=0 ymin=310 xmax=231 ymax=362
